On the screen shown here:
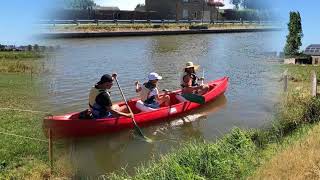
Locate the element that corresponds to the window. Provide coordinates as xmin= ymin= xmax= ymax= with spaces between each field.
xmin=183 ymin=0 xmax=189 ymax=2
xmin=183 ymin=9 xmax=189 ymax=19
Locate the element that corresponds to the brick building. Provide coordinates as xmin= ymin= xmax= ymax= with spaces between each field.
xmin=145 ymin=0 xmax=220 ymax=20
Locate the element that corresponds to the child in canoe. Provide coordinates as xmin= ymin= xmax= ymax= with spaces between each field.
xmin=181 ymin=61 xmax=209 ymax=95
xmin=135 ymin=72 xmax=170 ymax=109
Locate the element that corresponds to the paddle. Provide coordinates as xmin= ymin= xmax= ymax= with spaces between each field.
xmin=114 ymin=76 xmax=152 ymax=143
xmin=182 ymin=93 xmax=205 ymax=105
xmin=162 ymin=89 xmax=205 ymax=105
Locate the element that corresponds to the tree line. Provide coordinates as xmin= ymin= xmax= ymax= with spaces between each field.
xmin=230 ymin=0 xmax=271 ymax=10
xmin=0 ymin=44 xmax=60 ymax=52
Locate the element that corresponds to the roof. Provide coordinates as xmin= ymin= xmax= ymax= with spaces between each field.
xmin=305 ymin=44 xmax=320 ymax=56
xmin=94 ymin=6 xmax=120 ymax=11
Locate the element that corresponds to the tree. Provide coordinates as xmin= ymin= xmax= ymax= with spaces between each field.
xmin=284 ymin=11 xmax=303 ymax=57
xmin=136 ymin=4 xmax=145 ymax=8
xmin=64 ymin=0 xmax=96 ymax=10
xmin=27 ymin=45 xmax=33 ymax=51
xmin=230 ymin=0 xmax=242 ymax=10
xmin=34 ymin=44 xmax=39 ymax=52
xmin=0 ymin=44 xmax=5 ymax=51
xmin=242 ymin=0 xmax=271 ymax=10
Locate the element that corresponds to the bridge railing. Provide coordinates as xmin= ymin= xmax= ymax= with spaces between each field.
xmin=38 ymin=19 xmax=277 ymax=26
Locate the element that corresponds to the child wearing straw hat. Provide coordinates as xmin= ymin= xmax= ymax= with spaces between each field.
xmin=181 ymin=62 xmax=209 ymax=95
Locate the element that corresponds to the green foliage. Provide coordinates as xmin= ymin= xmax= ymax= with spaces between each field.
xmin=284 ymin=12 xmax=303 ymax=57
xmin=230 ymin=0 xmax=271 ymax=10
xmin=242 ymin=0 xmax=271 ymax=10
xmin=230 ymin=0 xmax=242 ymax=9
xmin=224 ymin=9 xmax=260 ymax=21
xmin=0 ymin=52 xmax=44 ymax=73
xmin=108 ymin=128 xmax=257 ymax=180
xmin=0 ymin=51 xmax=43 ymax=59
xmin=63 ymin=0 xmax=96 ymax=10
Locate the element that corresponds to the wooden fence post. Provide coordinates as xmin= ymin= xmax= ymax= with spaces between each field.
xmin=284 ymin=69 xmax=288 ymax=92
xmin=311 ymin=70 xmax=317 ymax=97
xmin=48 ymin=129 xmax=53 ymax=175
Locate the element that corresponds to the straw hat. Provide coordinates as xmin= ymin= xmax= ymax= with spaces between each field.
xmin=185 ymin=61 xmax=200 ymax=70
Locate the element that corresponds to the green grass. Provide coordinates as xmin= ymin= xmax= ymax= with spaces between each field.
xmin=0 ymin=51 xmax=43 ymax=60
xmin=0 ymin=74 xmax=50 ymax=179
xmin=0 ymin=51 xmax=44 ymax=73
xmin=108 ymin=128 xmax=258 ymax=180
xmin=283 ymin=64 xmax=320 ymax=81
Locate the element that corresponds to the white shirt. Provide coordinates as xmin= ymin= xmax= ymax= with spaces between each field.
xmin=148 ymin=88 xmax=159 ymax=98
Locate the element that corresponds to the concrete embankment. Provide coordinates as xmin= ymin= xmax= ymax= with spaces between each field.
xmin=42 ymin=28 xmax=281 ymax=39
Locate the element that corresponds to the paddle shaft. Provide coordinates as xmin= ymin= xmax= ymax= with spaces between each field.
xmin=114 ymin=77 xmax=143 ymax=132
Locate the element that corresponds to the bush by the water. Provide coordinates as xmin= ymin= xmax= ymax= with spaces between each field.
xmin=0 ymin=51 xmax=44 ymax=73
xmin=0 ymin=51 xmax=43 ymax=59
xmin=107 ymin=128 xmax=257 ymax=180
xmin=189 ymin=25 xmax=209 ymax=30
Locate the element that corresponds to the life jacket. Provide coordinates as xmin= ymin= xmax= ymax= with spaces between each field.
xmin=139 ymin=82 xmax=157 ymax=104
xmin=88 ymin=86 xmax=112 ymax=119
xmin=88 ymin=86 xmax=106 ymax=109
xmin=181 ymin=72 xmax=198 ymax=88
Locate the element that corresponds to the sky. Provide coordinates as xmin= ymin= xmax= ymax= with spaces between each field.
xmin=0 ymin=0 xmax=52 ymax=45
xmin=0 ymin=0 xmax=320 ymax=48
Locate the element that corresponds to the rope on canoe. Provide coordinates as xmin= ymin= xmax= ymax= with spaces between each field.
xmin=0 ymin=131 xmax=48 ymax=143
xmin=0 ymin=108 xmax=49 ymax=114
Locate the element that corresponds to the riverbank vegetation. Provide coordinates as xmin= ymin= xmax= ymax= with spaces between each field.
xmin=0 ymin=53 xmax=51 ymax=178
xmin=0 ymin=74 xmax=50 ymax=179
xmin=108 ymin=65 xmax=320 ymax=179
xmin=0 ymin=51 xmax=45 ymax=73
xmin=49 ymin=23 xmax=273 ymax=33
xmin=0 ymin=52 xmax=71 ymax=179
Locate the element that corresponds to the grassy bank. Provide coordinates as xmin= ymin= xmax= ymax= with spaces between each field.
xmin=282 ymin=64 xmax=320 ymax=81
xmin=0 ymin=53 xmax=71 ymax=179
xmin=0 ymin=74 xmax=51 ymax=179
xmin=48 ymin=23 xmax=272 ymax=33
xmin=108 ymin=65 xmax=320 ymax=179
xmin=0 ymin=51 xmax=44 ymax=60
xmin=0 ymin=51 xmax=45 ymax=73
xmin=0 ymin=52 xmax=51 ymax=178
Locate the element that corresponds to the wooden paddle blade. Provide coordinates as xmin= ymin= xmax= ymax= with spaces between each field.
xmin=182 ymin=93 xmax=205 ymax=104
xmin=132 ymin=119 xmax=153 ymax=142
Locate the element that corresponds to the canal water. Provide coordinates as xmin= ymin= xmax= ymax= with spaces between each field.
xmin=42 ymin=32 xmax=281 ymax=177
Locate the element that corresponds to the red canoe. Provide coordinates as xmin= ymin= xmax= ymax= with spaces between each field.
xmin=44 ymin=77 xmax=229 ymax=138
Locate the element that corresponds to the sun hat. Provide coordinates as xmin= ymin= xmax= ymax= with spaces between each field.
xmin=97 ymin=74 xmax=113 ymax=84
xmin=148 ymin=72 xmax=162 ymax=81
xmin=185 ymin=61 xmax=200 ymax=70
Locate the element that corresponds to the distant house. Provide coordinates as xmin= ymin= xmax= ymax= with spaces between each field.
xmin=93 ymin=6 xmax=120 ymax=11
xmin=145 ymin=0 xmax=220 ymax=20
xmin=304 ymin=44 xmax=320 ymax=65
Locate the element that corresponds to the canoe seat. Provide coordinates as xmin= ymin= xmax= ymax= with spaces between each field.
xmin=135 ymin=100 xmax=157 ymax=112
